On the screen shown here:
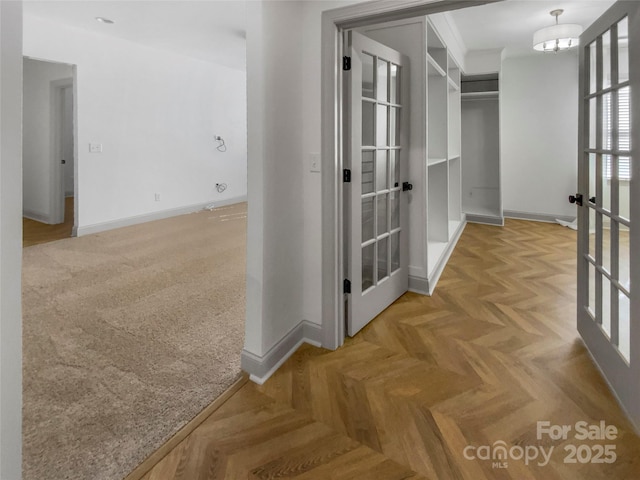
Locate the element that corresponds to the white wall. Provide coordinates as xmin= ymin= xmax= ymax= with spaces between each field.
xmin=465 ymin=48 xmax=502 ymax=75
xmin=23 ymin=15 xmax=247 ymax=232
xmin=501 ymin=52 xmax=579 ymax=218
xmin=22 ymin=58 xmax=73 ymax=222
xmin=0 ymin=2 xmax=23 ymax=478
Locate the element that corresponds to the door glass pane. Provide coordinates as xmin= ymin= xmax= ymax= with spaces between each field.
xmin=390 ymin=191 xmax=399 ymax=230
xmin=377 ymin=194 xmax=388 ymax=236
xmin=362 ymin=101 xmax=374 ymax=146
xmin=602 ymin=276 xmax=612 ymax=336
xmin=390 ymin=150 xmax=400 ymax=188
xmin=376 ymin=150 xmax=388 ymax=191
xmin=377 ymin=59 xmax=388 ymax=103
xmin=620 ymin=227 xmax=630 ymax=290
xmin=589 ymin=98 xmax=597 ymax=149
xmin=589 ymin=41 xmax=597 ymax=93
xmin=602 ymin=224 xmax=612 ymax=273
xmin=602 ymin=30 xmax=611 ymax=90
xmin=618 ymin=17 xmax=629 ymax=84
xmin=619 ymin=86 xmax=630 ymax=151
xmin=362 ymin=244 xmax=374 ymax=291
xmin=589 ymin=262 xmax=597 ymax=317
xmin=390 ymin=232 xmax=400 ymax=273
xmin=589 ymin=153 xmax=596 ymax=201
xmin=602 ymin=155 xmax=612 ymax=211
xmin=362 ymin=151 xmax=374 ymax=194
xmin=390 ymin=107 xmax=398 ymax=147
xmin=377 ymin=105 xmax=388 ymax=146
xmin=620 ymin=157 xmax=631 ymax=221
xmin=377 ymin=236 xmax=388 ymax=281
xmin=602 ymin=93 xmax=612 ymax=150
xmin=362 ymin=53 xmax=374 ymax=99
xmin=390 ymin=64 xmax=399 ymax=104
xmin=589 ymin=208 xmax=596 ymax=259
xmin=619 ymin=291 xmax=630 ymax=361
xmin=362 ymin=196 xmax=374 ymax=242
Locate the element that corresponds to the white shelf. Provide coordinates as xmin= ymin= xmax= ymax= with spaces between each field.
xmin=447 ymin=77 xmax=460 ymax=91
xmin=462 ymin=91 xmax=499 ymax=99
xmin=448 ymin=155 xmax=460 ymax=161
xmin=427 ymin=55 xmax=446 ymax=77
xmin=428 ymin=157 xmax=447 ymax=166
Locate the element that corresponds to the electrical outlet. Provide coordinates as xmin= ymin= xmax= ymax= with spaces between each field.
xmin=89 ymin=143 xmax=103 ymax=153
xmin=310 ymin=153 xmax=321 ymax=173
xmin=154 ymin=193 xmax=160 ymax=202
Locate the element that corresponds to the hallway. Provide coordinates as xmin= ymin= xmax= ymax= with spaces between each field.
xmin=139 ymin=219 xmax=640 ymax=479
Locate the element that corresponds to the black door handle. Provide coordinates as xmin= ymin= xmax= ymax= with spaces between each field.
xmin=61 ymin=159 xmax=66 ymax=164
xmin=589 ymin=196 xmax=596 ymax=204
xmin=568 ymin=193 xmax=583 ymax=206
xmin=402 ymin=182 xmax=413 ymax=192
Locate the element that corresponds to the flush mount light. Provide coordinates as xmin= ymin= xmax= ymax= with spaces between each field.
xmin=533 ymin=9 xmax=582 ymax=53
xmin=95 ymin=17 xmax=114 ymax=24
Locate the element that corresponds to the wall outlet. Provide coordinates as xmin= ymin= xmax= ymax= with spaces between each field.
xmin=154 ymin=193 xmax=160 ymax=202
xmin=89 ymin=143 xmax=103 ymax=153
xmin=310 ymin=152 xmax=321 ymax=173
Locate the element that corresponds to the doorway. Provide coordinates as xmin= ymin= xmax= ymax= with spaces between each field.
xmin=22 ymin=57 xmax=76 ymax=247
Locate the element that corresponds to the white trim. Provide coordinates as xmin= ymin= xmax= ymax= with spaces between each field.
xmin=75 ymin=195 xmax=247 ymax=236
xmin=503 ymin=209 xmax=575 ymax=224
xmin=50 ymin=77 xmax=73 ymax=226
xmin=321 ymin=0 xmax=499 ymax=351
xmin=426 ymin=218 xmax=466 ymax=294
xmin=22 ymin=209 xmax=50 ymax=224
xmin=466 ymin=213 xmax=504 ymax=226
xmin=241 ymin=320 xmax=323 ymax=385
xmin=408 ymin=275 xmax=430 ymax=295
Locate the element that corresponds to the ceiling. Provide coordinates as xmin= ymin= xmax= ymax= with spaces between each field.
xmin=445 ymin=0 xmax=615 ymax=57
xmin=23 ymin=1 xmax=247 ymax=71
xmin=23 ymin=0 xmax=616 ymax=71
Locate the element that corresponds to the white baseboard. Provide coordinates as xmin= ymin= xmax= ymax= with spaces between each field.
xmin=241 ymin=320 xmax=323 ymax=385
xmin=503 ymin=210 xmax=575 ymax=224
xmin=75 ymin=195 xmax=247 ymax=236
xmin=408 ymin=275 xmax=429 ymax=296
xmin=466 ymin=213 xmax=504 ymax=226
xmin=23 ymin=209 xmax=51 ymax=224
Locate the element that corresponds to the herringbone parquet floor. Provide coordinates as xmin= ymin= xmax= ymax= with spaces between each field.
xmin=141 ymin=219 xmax=640 ymax=479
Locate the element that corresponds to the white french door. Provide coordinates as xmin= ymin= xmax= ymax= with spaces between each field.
xmin=345 ymin=31 xmax=410 ymax=336
xmin=577 ymin=1 xmax=640 ymax=426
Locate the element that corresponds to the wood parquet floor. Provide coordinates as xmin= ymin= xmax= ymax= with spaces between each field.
xmin=23 ymin=196 xmax=74 ymax=247
xmin=140 ymin=219 xmax=640 ymax=479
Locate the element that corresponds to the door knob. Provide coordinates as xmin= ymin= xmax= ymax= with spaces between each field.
xmin=568 ymin=193 xmax=583 ymax=206
xmin=402 ymin=182 xmax=413 ymax=191
xmin=589 ymin=196 xmax=596 ymax=204
xmin=61 ymin=159 xmax=66 ymax=164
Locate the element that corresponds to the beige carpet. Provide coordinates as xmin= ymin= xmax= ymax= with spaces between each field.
xmin=22 ymin=203 xmax=247 ymax=480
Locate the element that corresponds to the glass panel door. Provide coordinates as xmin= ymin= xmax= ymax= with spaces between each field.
xmin=346 ymin=31 xmax=409 ymax=336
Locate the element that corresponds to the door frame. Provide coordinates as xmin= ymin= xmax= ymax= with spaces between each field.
xmin=320 ymin=0 xmax=499 ymax=349
xmin=50 ymin=77 xmax=73 ymax=225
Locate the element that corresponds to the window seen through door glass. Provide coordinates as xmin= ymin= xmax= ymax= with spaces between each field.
xmin=589 ymin=41 xmax=597 ymax=93
xmin=618 ymin=17 xmax=629 ymax=83
xmin=362 ymin=53 xmax=374 ymax=99
xmin=377 ymin=59 xmax=388 ymax=102
xmin=390 ymin=64 xmax=399 ymax=104
xmin=602 ymin=30 xmax=611 ymax=90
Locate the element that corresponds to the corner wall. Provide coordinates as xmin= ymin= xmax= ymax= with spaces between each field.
xmin=501 ymin=52 xmax=579 ymax=219
xmin=0 ymin=2 xmax=23 ymax=477
xmin=23 ymin=15 xmax=247 ymax=233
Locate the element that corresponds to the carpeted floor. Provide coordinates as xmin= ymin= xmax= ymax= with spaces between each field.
xmin=22 ymin=203 xmax=247 ymax=480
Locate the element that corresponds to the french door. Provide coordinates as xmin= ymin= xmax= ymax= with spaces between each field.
xmin=577 ymin=1 xmax=640 ymax=425
xmin=344 ymin=31 xmax=410 ymax=336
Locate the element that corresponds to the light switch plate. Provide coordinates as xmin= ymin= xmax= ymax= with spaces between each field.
xmin=89 ymin=143 xmax=103 ymax=153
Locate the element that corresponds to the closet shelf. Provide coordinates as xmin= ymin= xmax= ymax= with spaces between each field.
xmin=427 ymin=55 xmax=446 ymax=77
xmin=428 ymin=157 xmax=447 ymax=166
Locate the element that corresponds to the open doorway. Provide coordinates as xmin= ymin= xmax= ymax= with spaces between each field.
xmin=22 ymin=57 xmax=76 ymax=247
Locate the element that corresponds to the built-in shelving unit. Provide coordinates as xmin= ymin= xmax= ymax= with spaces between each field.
xmin=461 ymin=74 xmax=503 ymax=225
xmin=360 ymin=17 xmax=466 ymax=297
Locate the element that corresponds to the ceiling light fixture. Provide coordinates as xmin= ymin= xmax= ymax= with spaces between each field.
xmin=533 ymin=9 xmax=582 ymax=53
xmin=95 ymin=17 xmax=114 ymax=24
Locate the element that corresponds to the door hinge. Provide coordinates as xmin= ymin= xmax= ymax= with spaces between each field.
xmin=343 ymin=169 xmax=351 ymax=183
xmin=343 ymin=279 xmax=351 ymax=294
xmin=343 ymin=56 xmax=351 ymax=71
